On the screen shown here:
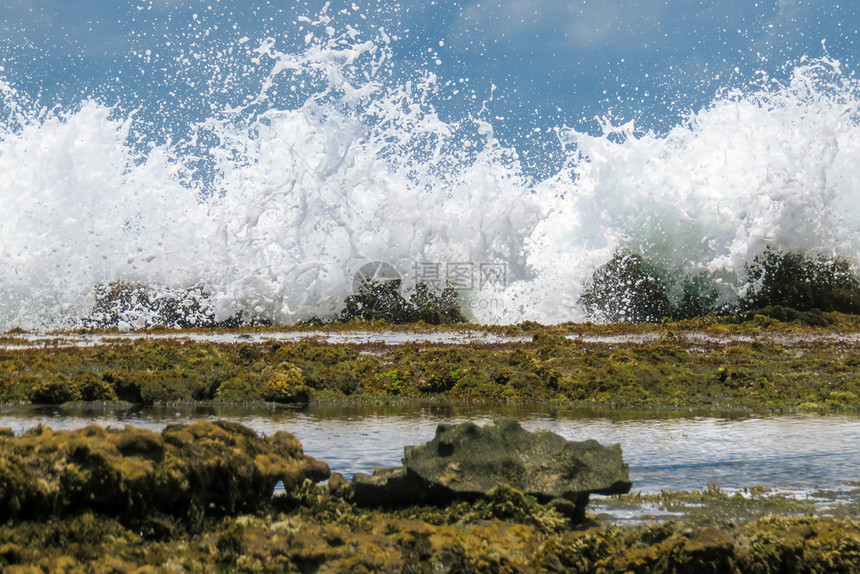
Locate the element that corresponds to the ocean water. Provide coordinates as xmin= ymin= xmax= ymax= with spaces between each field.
xmin=2 ymin=2 xmax=859 ymax=330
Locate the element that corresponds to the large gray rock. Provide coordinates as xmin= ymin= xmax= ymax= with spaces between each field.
xmin=350 ymin=418 xmax=632 ymax=522
xmin=404 ymin=418 xmax=631 ymax=500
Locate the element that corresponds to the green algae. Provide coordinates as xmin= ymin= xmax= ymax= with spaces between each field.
xmin=4 ymin=319 xmax=860 ymax=412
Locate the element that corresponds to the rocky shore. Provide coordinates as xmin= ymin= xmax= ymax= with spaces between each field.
xmin=3 ymin=316 xmax=860 ymax=412
xmin=1 ymin=420 xmax=858 ymax=573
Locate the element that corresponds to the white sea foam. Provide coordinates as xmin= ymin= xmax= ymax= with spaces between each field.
xmin=518 ymin=58 xmax=860 ymax=322
xmin=1 ymin=18 xmax=859 ymax=329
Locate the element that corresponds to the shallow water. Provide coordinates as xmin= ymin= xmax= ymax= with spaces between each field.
xmin=2 ymin=403 xmax=857 ymax=499
xmin=1 ymin=329 xmax=531 ymax=350
xmin=7 ymin=328 xmax=860 ymax=351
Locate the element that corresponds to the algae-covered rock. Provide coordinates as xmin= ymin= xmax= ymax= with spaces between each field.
xmin=0 ymin=421 xmax=329 ymax=524
xmin=352 ymin=418 xmax=631 ymax=522
xmin=741 ymin=247 xmax=860 ymax=315
xmin=262 ymin=365 xmax=311 ymax=403
xmin=0 ymin=501 xmax=858 ymax=572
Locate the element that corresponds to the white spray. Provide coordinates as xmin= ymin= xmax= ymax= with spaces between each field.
xmin=1 ymin=18 xmax=858 ymax=329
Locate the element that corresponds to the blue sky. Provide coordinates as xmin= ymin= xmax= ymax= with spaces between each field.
xmin=1 ymin=1 xmax=858 ymax=175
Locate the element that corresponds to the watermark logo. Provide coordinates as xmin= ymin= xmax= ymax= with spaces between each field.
xmin=352 ymin=260 xmax=402 ymax=294
xmin=412 ymin=261 xmax=508 ymax=291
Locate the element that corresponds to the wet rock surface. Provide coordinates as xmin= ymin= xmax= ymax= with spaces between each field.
xmin=0 ymin=420 xmax=329 ymax=523
xmin=351 ymin=418 xmax=631 ymax=521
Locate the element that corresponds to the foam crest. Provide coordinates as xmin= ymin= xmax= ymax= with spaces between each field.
xmin=203 ymin=97 xmax=538 ymax=323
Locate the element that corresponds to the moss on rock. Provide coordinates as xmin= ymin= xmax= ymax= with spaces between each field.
xmin=4 ymin=320 xmax=860 ymax=412
xmin=0 ymin=421 xmax=329 ymax=525
xmin=1 ymin=486 xmax=857 ymax=572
